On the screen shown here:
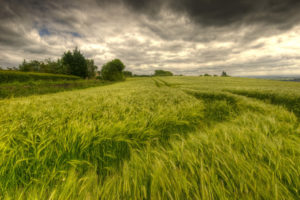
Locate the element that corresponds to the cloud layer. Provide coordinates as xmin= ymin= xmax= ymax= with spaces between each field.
xmin=1 ymin=0 xmax=300 ymax=75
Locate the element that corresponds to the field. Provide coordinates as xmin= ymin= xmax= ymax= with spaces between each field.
xmin=0 ymin=76 xmax=300 ymax=199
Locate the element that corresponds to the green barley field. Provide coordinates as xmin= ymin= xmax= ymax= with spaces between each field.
xmin=0 ymin=76 xmax=300 ymax=199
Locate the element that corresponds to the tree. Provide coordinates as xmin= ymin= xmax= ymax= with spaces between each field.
xmin=62 ymin=48 xmax=88 ymax=78
xmin=86 ymin=59 xmax=98 ymax=78
xmin=154 ymin=70 xmax=173 ymax=76
xmin=221 ymin=71 xmax=229 ymax=77
xmin=123 ymin=71 xmax=133 ymax=77
xmin=100 ymin=59 xmax=126 ymax=81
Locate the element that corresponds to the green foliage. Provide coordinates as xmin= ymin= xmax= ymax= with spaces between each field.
xmin=123 ymin=70 xmax=133 ymax=77
xmin=18 ymin=48 xmax=98 ymax=79
xmin=62 ymin=48 xmax=88 ymax=78
xmin=204 ymin=73 xmax=211 ymax=76
xmin=100 ymin=59 xmax=126 ymax=81
xmin=86 ymin=59 xmax=98 ymax=78
xmin=18 ymin=59 xmax=68 ymax=74
xmin=1 ymin=77 xmax=300 ymax=199
xmin=154 ymin=69 xmax=173 ymax=76
xmin=19 ymin=59 xmax=40 ymax=72
xmin=0 ymin=70 xmax=80 ymax=83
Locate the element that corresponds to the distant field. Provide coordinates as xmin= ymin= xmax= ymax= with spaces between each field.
xmin=0 ymin=77 xmax=299 ymax=199
xmin=0 ymin=70 xmax=80 ymax=83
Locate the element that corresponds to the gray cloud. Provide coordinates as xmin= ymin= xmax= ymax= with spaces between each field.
xmin=0 ymin=0 xmax=300 ymax=75
xmin=119 ymin=0 xmax=300 ymax=27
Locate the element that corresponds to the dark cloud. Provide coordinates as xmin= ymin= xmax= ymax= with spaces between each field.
xmin=0 ymin=25 xmax=28 ymax=47
xmin=116 ymin=0 xmax=300 ymax=27
xmin=0 ymin=0 xmax=300 ymax=75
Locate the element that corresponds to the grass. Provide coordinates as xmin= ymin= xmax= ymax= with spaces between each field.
xmin=0 ymin=77 xmax=299 ymax=199
xmin=0 ymin=70 xmax=80 ymax=83
xmin=0 ymin=80 xmax=110 ymax=99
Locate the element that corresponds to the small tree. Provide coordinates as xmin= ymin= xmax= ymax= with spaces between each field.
xmin=62 ymin=48 xmax=88 ymax=78
xmin=221 ymin=71 xmax=229 ymax=77
xmin=100 ymin=59 xmax=126 ymax=81
xmin=86 ymin=59 xmax=98 ymax=78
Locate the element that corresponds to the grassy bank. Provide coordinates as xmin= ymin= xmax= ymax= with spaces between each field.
xmin=0 ymin=77 xmax=299 ymax=199
xmin=0 ymin=70 xmax=80 ymax=83
xmin=0 ymin=80 xmax=110 ymax=99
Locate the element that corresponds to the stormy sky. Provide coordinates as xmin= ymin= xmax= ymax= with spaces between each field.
xmin=1 ymin=0 xmax=300 ymax=76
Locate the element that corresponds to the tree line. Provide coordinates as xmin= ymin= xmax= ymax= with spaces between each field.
xmin=15 ymin=48 xmax=132 ymax=81
xmin=199 ymin=71 xmax=230 ymax=77
xmin=11 ymin=47 xmax=229 ymax=80
xmin=16 ymin=48 xmax=176 ymax=81
xmin=18 ymin=48 xmax=97 ymax=79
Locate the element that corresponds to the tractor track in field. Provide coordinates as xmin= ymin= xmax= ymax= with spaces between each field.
xmin=225 ymin=89 xmax=300 ymax=120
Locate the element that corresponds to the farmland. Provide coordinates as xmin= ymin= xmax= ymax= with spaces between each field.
xmin=0 ymin=76 xmax=300 ymax=199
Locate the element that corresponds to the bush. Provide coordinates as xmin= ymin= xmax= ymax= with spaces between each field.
xmin=100 ymin=59 xmax=126 ymax=81
xmin=154 ymin=70 xmax=173 ymax=76
xmin=86 ymin=59 xmax=98 ymax=79
xmin=123 ymin=71 xmax=133 ymax=77
xmin=18 ymin=59 xmax=68 ymax=74
xmin=0 ymin=70 xmax=80 ymax=83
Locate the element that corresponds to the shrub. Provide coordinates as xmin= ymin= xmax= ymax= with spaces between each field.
xmin=86 ymin=59 xmax=98 ymax=78
xmin=154 ymin=70 xmax=173 ymax=76
xmin=19 ymin=60 xmax=41 ymax=72
xmin=100 ymin=59 xmax=126 ymax=81
xmin=123 ymin=71 xmax=133 ymax=77
xmin=19 ymin=59 xmax=68 ymax=74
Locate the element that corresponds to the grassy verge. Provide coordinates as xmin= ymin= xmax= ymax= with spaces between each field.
xmin=0 ymin=80 xmax=110 ymax=99
xmin=0 ymin=70 xmax=80 ymax=83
